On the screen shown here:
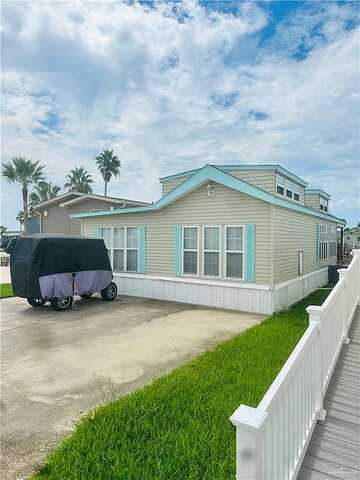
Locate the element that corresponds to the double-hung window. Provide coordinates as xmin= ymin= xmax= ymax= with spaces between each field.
xmin=100 ymin=226 xmax=138 ymax=272
xmin=276 ymin=174 xmax=285 ymax=196
xmin=320 ymin=197 xmax=328 ymax=212
xmin=225 ymin=226 xmax=244 ymax=279
xmin=329 ymin=225 xmax=337 ymax=257
xmin=276 ymin=174 xmax=301 ymax=202
xmin=183 ymin=227 xmax=198 ymax=274
xmin=318 ymin=224 xmax=329 ymax=260
xmin=203 ymin=226 xmax=220 ymax=276
xmin=286 ymin=181 xmax=293 ymax=199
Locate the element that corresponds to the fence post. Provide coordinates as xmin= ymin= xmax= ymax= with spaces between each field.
xmin=306 ymin=305 xmax=326 ymax=421
xmin=230 ymin=405 xmax=268 ymax=479
xmin=338 ymin=268 xmax=350 ymax=344
xmin=352 ymin=250 xmax=360 ymax=303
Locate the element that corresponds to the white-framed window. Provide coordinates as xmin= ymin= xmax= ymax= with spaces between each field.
xmin=225 ymin=225 xmax=244 ymax=279
xmin=320 ymin=197 xmax=328 ymax=212
xmin=100 ymin=226 xmax=138 ymax=272
xmin=203 ymin=226 xmax=220 ymax=277
xmin=286 ymin=181 xmax=293 ymax=199
xmin=318 ymin=224 xmax=329 ymax=260
xmin=276 ymin=174 xmax=301 ymax=202
xmin=276 ymin=174 xmax=285 ymax=196
xmin=330 ymin=225 xmax=337 ymax=257
xmin=183 ymin=226 xmax=199 ymax=275
xmin=298 ymin=251 xmax=304 ymax=276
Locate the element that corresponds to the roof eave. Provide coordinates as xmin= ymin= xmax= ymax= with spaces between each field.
xmin=71 ymin=165 xmax=344 ymax=225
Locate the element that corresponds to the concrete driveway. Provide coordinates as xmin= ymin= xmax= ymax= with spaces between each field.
xmin=1 ymin=294 xmax=264 ymax=479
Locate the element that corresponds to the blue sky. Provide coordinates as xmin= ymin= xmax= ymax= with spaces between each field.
xmin=1 ymin=0 xmax=359 ymax=228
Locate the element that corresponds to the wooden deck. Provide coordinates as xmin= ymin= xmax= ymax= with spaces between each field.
xmin=298 ymin=306 xmax=360 ymax=480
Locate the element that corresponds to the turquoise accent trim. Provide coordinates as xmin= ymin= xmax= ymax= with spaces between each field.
xmin=95 ymin=227 xmax=101 ymax=239
xmin=138 ymin=225 xmax=146 ymax=273
xmin=71 ymin=165 xmax=345 ymax=226
xmin=160 ymin=164 xmax=308 ymax=187
xmin=245 ymin=224 xmax=255 ymax=282
xmin=174 ymin=225 xmax=182 ymax=275
xmin=306 ymin=188 xmax=331 ymax=200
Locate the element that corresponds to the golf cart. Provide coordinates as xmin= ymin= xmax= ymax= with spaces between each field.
xmin=10 ymin=234 xmax=118 ymax=311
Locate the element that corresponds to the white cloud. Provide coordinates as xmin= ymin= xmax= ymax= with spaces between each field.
xmin=1 ymin=1 xmax=359 ymax=228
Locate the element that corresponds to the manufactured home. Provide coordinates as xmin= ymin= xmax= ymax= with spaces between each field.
xmin=71 ymin=164 xmax=346 ymax=314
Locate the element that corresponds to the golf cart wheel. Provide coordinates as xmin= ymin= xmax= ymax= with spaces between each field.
xmin=50 ymin=297 xmax=73 ymax=311
xmin=27 ymin=297 xmax=46 ymax=307
xmin=101 ymin=282 xmax=117 ymax=301
xmin=80 ymin=293 xmax=92 ymax=298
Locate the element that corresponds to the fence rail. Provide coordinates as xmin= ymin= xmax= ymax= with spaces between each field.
xmin=230 ymin=250 xmax=360 ymax=480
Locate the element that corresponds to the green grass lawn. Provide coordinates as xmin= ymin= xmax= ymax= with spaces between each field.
xmin=33 ymin=289 xmax=330 ymax=480
xmin=0 ymin=283 xmax=13 ymax=298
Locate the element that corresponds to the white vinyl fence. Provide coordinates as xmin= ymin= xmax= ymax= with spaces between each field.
xmin=230 ymin=250 xmax=360 ymax=480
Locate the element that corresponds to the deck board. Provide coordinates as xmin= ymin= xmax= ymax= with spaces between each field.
xmin=298 ymin=306 xmax=360 ymax=480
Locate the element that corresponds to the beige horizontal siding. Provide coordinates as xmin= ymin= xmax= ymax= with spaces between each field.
xmin=231 ymin=170 xmax=275 ymax=194
xmin=40 ymin=204 xmax=71 ymax=234
xmin=161 ymin=169 xmax=276 ymax=196
xmin=273 ymin=206 xmax=337 ymax=284
xmin=83 ymin=182 xmax=272 ymax=284
xmin=305 ymin=193 xmax=320 ymax=210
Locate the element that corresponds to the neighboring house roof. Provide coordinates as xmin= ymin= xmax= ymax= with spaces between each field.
xmin=33 ymin=192 xmax=148 ymax=210
xmin=305 ymin=188 xmax=331 ymax=200
xmin=71 ymin=164 xmax=346 ymax=226
xmin=59 ymin=194 xmax=149 ymax=208
xmin=33 ymin=192 xmax=83 ymax=209
xmin=159 ymin=164 xmax=308 ymax=187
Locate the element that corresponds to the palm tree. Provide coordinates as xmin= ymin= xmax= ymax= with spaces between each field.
xmin=95 ymin=149 xmax=121 ymax=196
xmin=30 ymin=181 xmax=61 ymax=205
xmin=64 ymin=167 xmax=93 ymax=194
xmin=0 ymin=226 xmax=7 ymax=237
xmin=16 ymin=211 xmax=24 ymax=229
xmin=2 ymin=156 xmax=45 ymax=232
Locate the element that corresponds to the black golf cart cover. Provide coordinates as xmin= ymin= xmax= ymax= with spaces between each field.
xmin=10 ymin=234 xmax=112 ymax=299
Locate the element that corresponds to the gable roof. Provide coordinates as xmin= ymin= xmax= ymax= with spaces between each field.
xmin=70 ymin=164 xmax=345 ymax=226
xmin=60 ymin=194 xmax=149 ymax=208
xmin=33 ymin=192 xmax=83 ymax=209
xmin=159 ymin=164 xmax=308 ymax=187
xmin=34 ymin=192 xmax=148 ymax=210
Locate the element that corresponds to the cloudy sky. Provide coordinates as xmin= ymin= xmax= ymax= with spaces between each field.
xmin=1 ymin=0 xmax=359 ymax=229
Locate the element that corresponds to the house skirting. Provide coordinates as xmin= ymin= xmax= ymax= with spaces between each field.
xmin=273 ymin=267 xmax=329 ymax=312
xmin=114 ymin=268 xmax=329 ymax=315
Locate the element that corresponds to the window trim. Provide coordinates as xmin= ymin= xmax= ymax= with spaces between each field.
xmin=318 ymin=224 xmax=329 ymax=261
xmin=182 ymin=225 xmax=199 ymax=277
xmin=125 ymin=226 xmax=139 ymax=272
xmin=100 ymin=225 xmax=139 ymax=273
xmin=329 ymin=225 xmax=337 ymax=258
xmin=202 ymin=225 xmax=221 ymax=278
xmin=224 ymin=224 xmax=245 ymax=280
xmin=276 ymin=174 xmax=301 ymax=202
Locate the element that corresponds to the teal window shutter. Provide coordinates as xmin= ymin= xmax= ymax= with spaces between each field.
xmin=245 ymin=224 xmax=255 ymax=282
xmin=138 ymin=225 xmax=146 ymax=273
xmin=174 ymin=225 xmax=182 ymax=275
xmin=95 ymin=227 xmax=101 ymax=239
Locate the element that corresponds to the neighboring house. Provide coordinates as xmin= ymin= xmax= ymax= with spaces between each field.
xmin=33 ymin=192 xmax=149 ymax=235
xmin=343 ymin=227 xmax=360 ymax=253
xmin=71 ymin=164 xmax=346 ymax=314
